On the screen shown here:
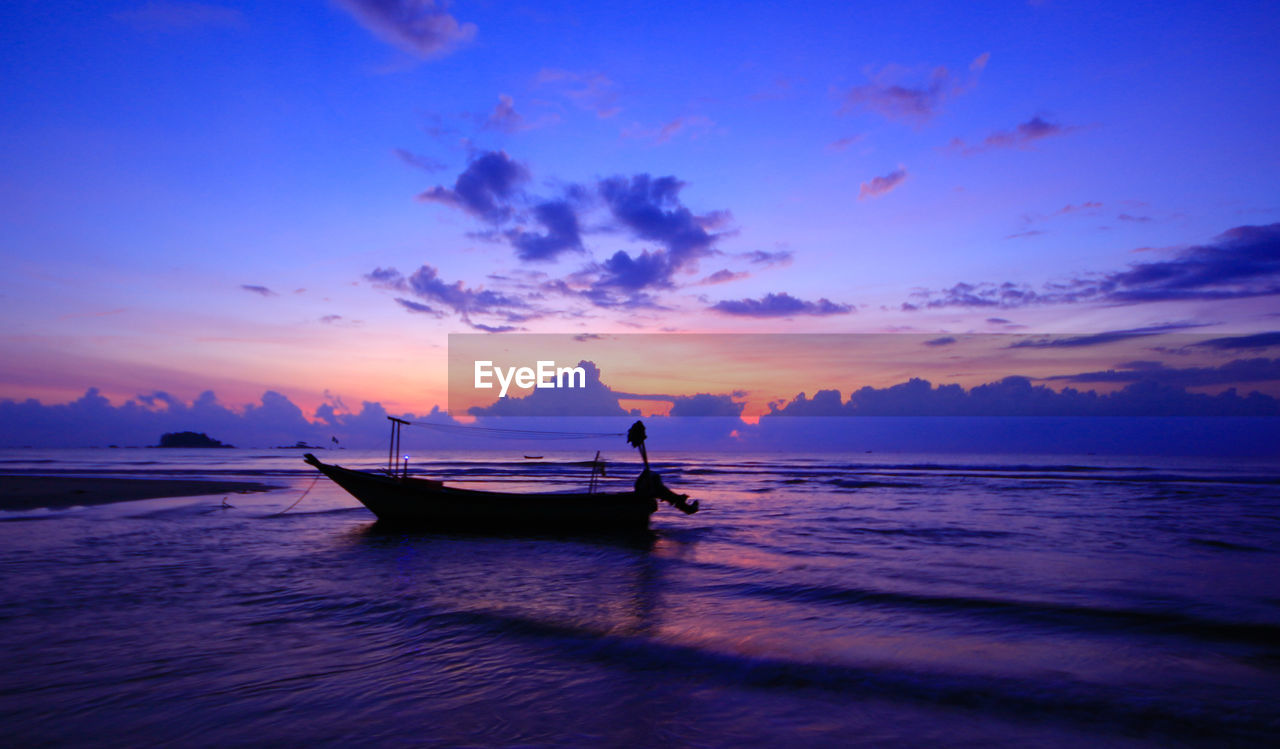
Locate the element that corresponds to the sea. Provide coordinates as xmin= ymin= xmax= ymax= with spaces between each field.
xmin=2 ymin=447 xmax=1279 ymax=746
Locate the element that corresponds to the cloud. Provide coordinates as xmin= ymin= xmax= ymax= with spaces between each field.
xmin=1042 ymin=358 xmax=1280 ymax=389
xmin=368 ymin=265 xmax=533 ymax=330
xmin=504 ymin=200 xmax=584 ymax=261
xmin=1008 ymin=324 xmax=1207 ymax=348
xmin=394 ymin=297 xmax=444 ymax=316
xmin=697 ymin=269 xmax=750 ymax=285
xmin=592 ymin=250 xmax=675 ymax=291
xmin=710 ymin=292 xmax=853 ymax=318
xmin=908 ymin=223 xmax=1280 ymax=309
xmin=763 ymin=374 xmax=1280 ymax=418
xmin=1118 ymin=213 xmax=1153 ymax=223
xmin=1192 ymin=332 xmax=1280 ymax=350
xmin=623 ymin=115 xmax=715 ymax=144
xmin=418 ymin=150 xmax=528 ymax=224
xmin=334 ymin=0 xmax=475 ymax=59
xmin=393 ymin=148 xmax=445 ymax=172
xmin=739 ymin=249 xmax=793 ymax=267
xmin=839 ymin=54 xmax=988 ymax=124
xmin=598 ymin=174 xmax=721 ymax=261
xmin=114 ymin=2 xmax=244 ymax=31
xmin=0 ymin=388 xmax=463 ymax=449
xmin=924 ymin=336 xmax=957 ymax=346
xmin=1005 ymin=229 xmax=1046 ymax=240
xmin=480 ymin=94 xmax=557 ymax=134
xmin=319 ymin=315 xmax=344 ymax=324
xmin=240 ymin=284 xmax=276 ymax=297
xmin=827 ymin=135 xmax=865 ymax=152
xmin=859 ymin=167 xmax=907 ymax=200
xmin=949 ymin=116 xmax=1076 ymax=154
xmin=535 ymin=69 xmax=620 ymax=118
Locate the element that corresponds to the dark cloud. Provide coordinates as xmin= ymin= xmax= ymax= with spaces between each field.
xmin=924 ymin=336 xmax=957 ymax=346
xmin=504 ymin=200 xmax=584 ymax=261
xmin=334 ymin=0 xmax=475 ymax=59
xmin=1005 ymin=229 xmax=1046 ymax=240
xmin=1042 ymin=358 xmax=1280 ymax=389
xmin=598 ymin=174 xmax=720 ymax=262
xmin=840 ymin=54 xmax=988 ymax=124
xmin=1008 ymin=324 xmax=1207 ymax=349
xmin=1192 ymin=332 xmax=1280 ymax=350
xmin=859 ymin=168 xmax=907 ymax=199
xmin=764 ymin=375 xmax=1280 ymax=418
xmin=711 ymin=292 xmax=852 ymax=318
xmin=949 ymin=116 xmax=1075 ymax=155
xmin=404 ymin=264 xmax=528 ymax=317
xmin=908 ymin=223 xmax=1280 ymax=309
xmin=394 ymin=297 xmax=443 ymax=316
xmin=1118 ymin=213 xmax=1153 ymax=223
xmin=592 ymin=250 xmax=674 ymax=291
xmin=0 ymin=388 xmax=461 ymax=449
xmin=240 ymin=284 xmax=275 ymax=297
xmin=319 ymin=314 xmax=343 ymax=324
xmin=418 ymin=150 xmax=528 ymax=224
xmin=365 ymin=267 xmax=406 ymax=288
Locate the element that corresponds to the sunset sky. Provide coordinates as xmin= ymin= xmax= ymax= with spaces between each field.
xmin=2 ymin=0 xmax=1278 ymax=420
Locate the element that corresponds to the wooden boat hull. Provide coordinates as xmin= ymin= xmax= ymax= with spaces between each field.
xmin=304 ymin=454 xmax=658 ymax=531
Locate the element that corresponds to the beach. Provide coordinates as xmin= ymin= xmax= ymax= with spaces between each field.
xmin=1 ymin=446 xmax=1278 ymax=745
xmin=0 ymin=475 xmax=282 ymax=512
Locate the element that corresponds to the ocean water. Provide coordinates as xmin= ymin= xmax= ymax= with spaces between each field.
xmin=2 ymin=447 xmax=1279 ymax=746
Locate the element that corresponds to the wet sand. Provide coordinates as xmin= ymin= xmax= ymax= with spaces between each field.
xmin=0 ymin=476 xmax=283 ymax=512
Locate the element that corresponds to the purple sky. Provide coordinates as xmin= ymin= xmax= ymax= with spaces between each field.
xmin=1 ymin=0 xmax=1278 ymax=422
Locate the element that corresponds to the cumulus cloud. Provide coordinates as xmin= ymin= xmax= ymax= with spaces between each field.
xmin=240 ymin=284 xmax=276 ymax=297
xmin=504 ymin=200 xmax=584 ymax=261
xmin=334 ymin=0 xmax=475 ymax=59
xmin=840 ymin=54 xmax=988 ymax=124
xmin=1042 ymin=358 xmax=1280 ymax=389
xmin=859 ymin=167 xmax=907 ymax=200
xmin=907 ymin=223 xmax=1280 ymax=309
xmin=949 ymin=116 xmax=1076 ymax=155
xmin=710 ymin=292 xmax=852 ymax=317
xmin=418 ymin=150 xmax=528 ymax=224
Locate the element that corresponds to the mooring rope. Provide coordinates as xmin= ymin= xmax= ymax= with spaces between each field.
xmin=270 ymin=472 xmax=322 ymax=516
xmin=404 ymin=421 xmax=625 ymax=440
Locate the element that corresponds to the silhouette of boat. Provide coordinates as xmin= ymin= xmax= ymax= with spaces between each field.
xmin=523 ymin=455 xmax=543 ymax=459
xmin=302 ymin=420 xmax=697 ymax=531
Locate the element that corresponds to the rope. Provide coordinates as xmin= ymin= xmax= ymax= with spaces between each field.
xmin=404 ymin=421 xmax=625 ymax=440
xmin=270 ymin=472 xmax=322 ymax=516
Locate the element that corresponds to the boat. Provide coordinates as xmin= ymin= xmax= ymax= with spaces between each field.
xmin=302 ymin=420 xmax=697 ymax=531
xmin=523 ymin=455 xmax=543 ymax=459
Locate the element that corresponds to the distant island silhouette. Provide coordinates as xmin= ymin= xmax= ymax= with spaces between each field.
xmin=155 ymin=431 xmax=234 ymax=448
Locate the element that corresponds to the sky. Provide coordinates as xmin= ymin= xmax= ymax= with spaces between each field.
xmin=1 ymin=0 xmax=1278 ymax=429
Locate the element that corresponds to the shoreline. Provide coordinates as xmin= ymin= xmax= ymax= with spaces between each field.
xmin=0 ymin=476 xmax=284 ymax=512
